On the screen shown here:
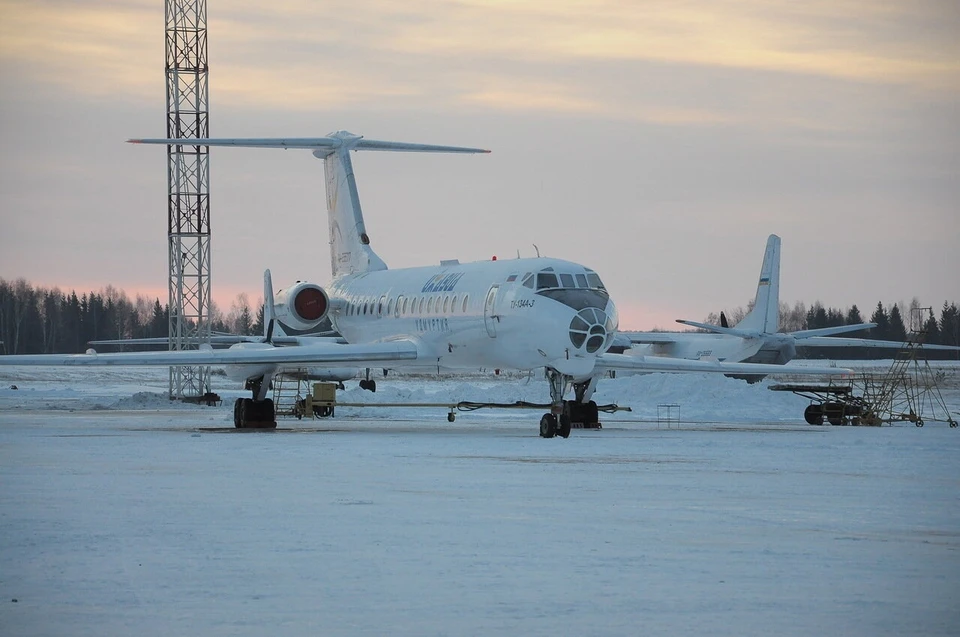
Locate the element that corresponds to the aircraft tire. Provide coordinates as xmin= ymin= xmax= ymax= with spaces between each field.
xmin=824 ymin=401 xmax=845 ymax=426
xmin=558 ymin=414 xmax=571 ymax=438
xmin=237 ymin=398 xmax=255 ymax=429
xmin=804 ymin=403 xmax=824 ymax=426
xmin=586 ymin=400 xmax=599 ymax=426
xmin=539 ymin=413 xmax=557 ymax=438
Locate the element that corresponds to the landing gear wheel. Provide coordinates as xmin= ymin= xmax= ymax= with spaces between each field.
xmin=359 ymin=379 xmax=377 ymax=392
xmin=240 ymin=398 xmax=253 ymax=428
xmin=539 ymin=413 xmax=557 ymax=438
xmin=558 ymin=414 xmax=572 ymax=438
xmin=950 ymin=420 xmax=958 ymax=428
xmin=916 ymin=418 xmax=924 ymax=427
xmin=447 ymin=412 xmax=456 ymax=422
xmin=234 ymin=397 xmax=277 ymax=429
xmin=586 ymin=400 xmax=599 ymax=427
xmin=804 ymin=403 xmax=823 ymax=426
xmin=824 ymin=402 xmax=845 ymax=426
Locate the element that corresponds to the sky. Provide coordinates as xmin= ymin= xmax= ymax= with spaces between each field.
xmin=0 ymin=0 xmax=958 ymax=330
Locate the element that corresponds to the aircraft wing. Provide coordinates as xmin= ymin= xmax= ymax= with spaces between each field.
xmin=595 ymin=353 xmax=851 ymax=377
xmin=88 ymin=336 xmax=262 ymax=347
xmin=795 ymin=336 xmax=960 ymax=351
xmin=0 ymin=340 xmax=418 ymax=368
xmin=87 ymin=335 xmax=346 ymax=348
xmin=616 ymin=332 xmax=680 ymax=345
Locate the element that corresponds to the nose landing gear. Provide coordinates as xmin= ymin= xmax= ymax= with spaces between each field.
xmin=539 ymin=369 xmax=567 ymax=438
xmin=539 ymin=369 xmax=602 ymax=438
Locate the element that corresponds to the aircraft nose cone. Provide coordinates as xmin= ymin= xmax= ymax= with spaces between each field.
xmin=568 ymin=300 xmax=619 ymax=354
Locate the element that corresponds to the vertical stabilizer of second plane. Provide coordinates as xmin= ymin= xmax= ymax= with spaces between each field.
xmin=735 ymin=234 xmax=781 ymax=335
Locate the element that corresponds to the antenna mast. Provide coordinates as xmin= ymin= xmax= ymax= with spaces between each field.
xmin=165 ymin=0 xmax=212 ymax=399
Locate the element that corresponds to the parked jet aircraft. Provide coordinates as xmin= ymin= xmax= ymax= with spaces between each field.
xmin=0 ymin=132 xmax=851 ymax=436
xmin=616 ymin=234 xmax=958 ymax=381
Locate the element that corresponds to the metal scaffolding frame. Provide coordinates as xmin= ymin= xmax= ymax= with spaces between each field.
xmin=165 ymin=0 xmax=211 ymax=399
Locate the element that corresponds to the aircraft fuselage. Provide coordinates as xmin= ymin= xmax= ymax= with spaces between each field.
xmin=328 ymin=256 xmax=618 ymax=380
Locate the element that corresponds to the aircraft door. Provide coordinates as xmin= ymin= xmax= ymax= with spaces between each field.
xmin=483 ymin=285 xmax=499 ymax=338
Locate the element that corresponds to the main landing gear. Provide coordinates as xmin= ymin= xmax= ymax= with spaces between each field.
xmin=233 ymin=375 xmax=277 ymax=429
xmin=539 ymin=369 xmax=602 ymax=439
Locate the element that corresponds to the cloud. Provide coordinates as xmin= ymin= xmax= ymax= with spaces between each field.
xmin=0 ymin=1 xmax=163 ymax=100
xmin=3 ymin=0 xmax=957 ymax=116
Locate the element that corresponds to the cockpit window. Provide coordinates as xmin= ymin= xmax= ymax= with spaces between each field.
xmin=586 ymin=272 xmax=605 ymax=290
xmin=521 ymin=273 xmax=534 ymax=289
xmin=559 ymin=273 xmax=575 ymax=288
xmin=575 ymin=273 xmax=588 ymax=288
xmin=537 ymin=272 xmax=559 ymax=290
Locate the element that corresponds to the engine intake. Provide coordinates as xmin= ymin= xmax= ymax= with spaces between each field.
xmin=274 ymin=281 xmax=329 ymax=331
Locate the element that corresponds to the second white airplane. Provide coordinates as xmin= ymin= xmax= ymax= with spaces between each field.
xmin=616 ymin=234 xmax=958 ymax=381
xmin=1 ymin=132 xmax=851 ymax=437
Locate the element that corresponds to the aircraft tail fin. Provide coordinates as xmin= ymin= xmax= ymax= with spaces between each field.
xmin=734 ymin=234 xmax=781 ymax=335
xmin=129 ymin=133 xmax=490 ymax=278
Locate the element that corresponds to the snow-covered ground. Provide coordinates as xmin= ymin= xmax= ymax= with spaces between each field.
xmin=1 ymin=362 xmax=958 ymax=636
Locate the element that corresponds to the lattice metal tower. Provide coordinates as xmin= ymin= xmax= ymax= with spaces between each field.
xmin=165 ymin=0 xmax=211 ymax=399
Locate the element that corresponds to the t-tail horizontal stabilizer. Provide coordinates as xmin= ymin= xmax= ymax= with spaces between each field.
xmin=127 ymin=135 xmax=491 ymax=155
xmin=129 ymin=131 xmax=490 ymax=279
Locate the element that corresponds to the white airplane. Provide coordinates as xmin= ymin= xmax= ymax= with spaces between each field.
xmin=616 ymin=234 xmax=959 ymax=381
xmin=1 ymin=132 xmax=851 ymax=437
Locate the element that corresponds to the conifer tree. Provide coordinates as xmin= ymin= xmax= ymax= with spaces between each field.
xmin=923 ymin=312 xmax=940 ymax=344
xmin=845 ymin=304 xmax=863 ymax=326
xmin=941 ymin=302 xmax=960 ymax=347
xmin=150 ymin=300 xmax=167 ymax=338
xmin=888 ymin=304 xmax=907 ymax=342
xmin=252 ymin=304 xmax=265 ymax=337
xmin=869 ymin=302 xmax=890 ymax=340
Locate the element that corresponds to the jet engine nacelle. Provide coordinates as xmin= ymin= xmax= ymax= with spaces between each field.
xmin=273 ymin=281 xmax=330 ymax=331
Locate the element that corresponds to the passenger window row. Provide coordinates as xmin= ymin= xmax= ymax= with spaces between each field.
xmin=342 ymin=293 xmax=470 ymax=318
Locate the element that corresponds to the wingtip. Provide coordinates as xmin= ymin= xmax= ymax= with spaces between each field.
xmin=127 ymin=139 xmax=142 ymax=144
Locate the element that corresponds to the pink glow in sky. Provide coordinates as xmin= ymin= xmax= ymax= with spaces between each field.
xmin=1 ymin=1 xmax=958 ymax=330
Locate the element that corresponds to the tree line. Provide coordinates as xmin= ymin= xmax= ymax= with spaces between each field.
xmin=0 ymin=278 xmax=263 ymax=355
xmin=2 ymin=277 xmax=957 ymax=359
